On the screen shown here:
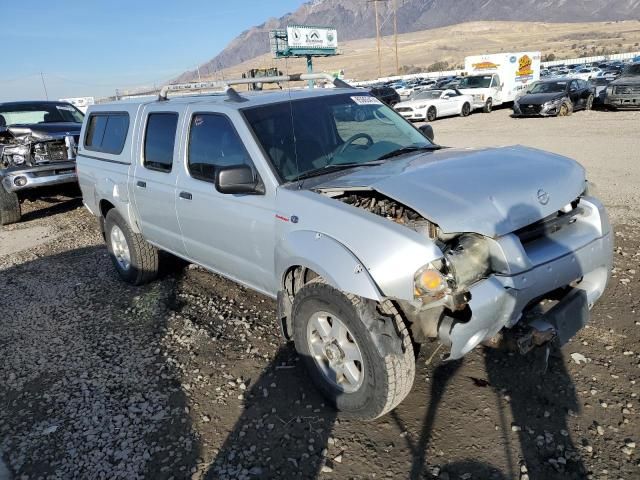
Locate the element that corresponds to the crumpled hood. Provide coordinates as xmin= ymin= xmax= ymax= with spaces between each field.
xmin=610 ymin=74 xmax=640 ymax=86
xmin=1 ymin=122 xmax=81 ymax=139
xmin=315 ymin=146 xmax=586 ymax=237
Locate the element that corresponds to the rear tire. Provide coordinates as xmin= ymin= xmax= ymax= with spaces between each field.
xmin=0 ymin=185 xmax=21 ymax=225
xmin=292 ymin=282 xmax=415 ymax=420
xmin=104 ymin=209 xmax=159 ymax=285
xmin=460 ymin=102 xmax=471 ymax=117
xmin=585 ymin=94 xmax=594 ymax=111
xmin=483 ymin=98 xmax=493 ymax=113
xmin=426 ymin=106 xmax=437 ymax=122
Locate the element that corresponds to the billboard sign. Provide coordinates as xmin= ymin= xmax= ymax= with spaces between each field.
xmin=286 ymin=26 xmax=337 ymax=50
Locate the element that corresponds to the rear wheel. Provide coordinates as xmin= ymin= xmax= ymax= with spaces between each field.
xmin=0 ymin=185 xmax=21 ymax=225
xmin=292 ymin=282 xmax=415 ymax=420
xmin=426 ymin=106 xmax=437 ymax=122
xmin=585 ymin=94 xmax=594 ymax=111
xmin=104 ymin=209 xmax=159 ymax=285
xmin=460 ymin=102 xmax=471 ymax=117
xmin=483 ymin=98 xmax=493 ymax=113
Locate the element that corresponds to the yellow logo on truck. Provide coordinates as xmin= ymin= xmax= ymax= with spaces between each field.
xmin=517 ymin=55 xmax=533 ymax=76
xmin=472 ymin=61 xmax=500 ymax=70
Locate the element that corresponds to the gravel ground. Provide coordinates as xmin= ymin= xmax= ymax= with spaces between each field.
xmin=0 ymin=108 xmax=638 ymax=480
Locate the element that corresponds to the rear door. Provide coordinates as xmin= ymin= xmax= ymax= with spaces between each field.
xmin=132 ymin=105 xmax=185 ymax=255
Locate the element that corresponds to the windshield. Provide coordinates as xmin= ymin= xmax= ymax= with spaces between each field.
xmin=529 ymin=81 xmax=568 ymax=94
xmin=412 ymin=90 xmax=443 ymax=100
xmin=0 ymin=102 xmax=84 ymax=126
xmin=458 ymin=75 xmax=492 ymax=89
xmin=243 ymin=93 xmax=433 ymax=182
xmin=623 ymin=64 xmax=640 ymax=76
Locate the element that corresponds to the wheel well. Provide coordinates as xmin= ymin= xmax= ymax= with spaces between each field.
xmin=277 ymin=266 xmax=322 ymax=341
xmin=99 ymin=199 xmax=115 ymax=218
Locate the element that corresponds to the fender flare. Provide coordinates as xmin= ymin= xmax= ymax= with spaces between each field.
xmin=275 ymin=230 xmax=383 ymax=302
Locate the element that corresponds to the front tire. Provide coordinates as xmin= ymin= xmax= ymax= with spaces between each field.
xmin=292 ymin=282 xmax=415 ymax=420
xmin=558 ymin=101 xmax=573 ymax=117
xmin=483 ymin=98 xmax=493 ymax=113
xmin=104 ymin=209 xmax=159 ymax=285
xmin=0 ymin=185 xmax=21 ymax=225
xmin=460 ymin=102 xmax=471 ymax=117
xmin=426 ymin=106 xmax=437 ymax=122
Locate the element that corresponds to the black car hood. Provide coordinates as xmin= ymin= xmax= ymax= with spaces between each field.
xmin=517 ymin=92 xmax=565 ymax=105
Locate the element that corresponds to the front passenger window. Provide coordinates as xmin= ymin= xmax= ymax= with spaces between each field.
xmin=188 ymin=113 xmax=251 ymax=183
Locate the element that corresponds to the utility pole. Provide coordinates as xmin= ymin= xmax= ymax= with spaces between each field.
xmin=374 ymin=0 xmax=382 ymax=77
xmin=40 ymin=71 xmax=49 ymax=100
xmin=393 ymin=0 xmax=399 ymax=75
xmin=196 ymin=65 xmax=202 ymax=82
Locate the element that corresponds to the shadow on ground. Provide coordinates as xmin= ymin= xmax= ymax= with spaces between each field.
xmin=0 ymin=246 xmax=199 ymax=479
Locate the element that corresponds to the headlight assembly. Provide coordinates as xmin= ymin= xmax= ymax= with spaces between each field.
xmin=414 ymin=261 xmax=449 ymax=300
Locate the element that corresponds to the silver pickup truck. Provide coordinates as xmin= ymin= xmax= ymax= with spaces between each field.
xmin=76 ymin=74 xmax=613 ymax=419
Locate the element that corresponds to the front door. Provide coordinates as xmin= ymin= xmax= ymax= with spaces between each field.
xmin=175 ymin=109 xmax=277 ymax=295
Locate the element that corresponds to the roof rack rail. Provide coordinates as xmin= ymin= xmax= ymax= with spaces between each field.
xmin=158 ymin=73 xmax=353 ymax=101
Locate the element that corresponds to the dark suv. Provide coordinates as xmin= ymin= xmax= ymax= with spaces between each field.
xmin=0 ymin=101 xmax=84 ymax=224
xmin=369 ymin=86 xmax=400 ymax=106
xmin=604 ymin=63 xmax=640 ymax=109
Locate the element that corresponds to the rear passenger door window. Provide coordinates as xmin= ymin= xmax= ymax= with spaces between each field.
xmin=143 ymin=113 xmax=179 ymax=172
xmin=85 ymin=112 xmax=129 ymax=154
xmin=187 ymin=113 xmax=251 ymax=183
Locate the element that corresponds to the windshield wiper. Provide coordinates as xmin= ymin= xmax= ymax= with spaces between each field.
xmin=376 ymin=145 xmax=441 ymax=161
xmin=292 ymin=160 xmax=385 ymax=182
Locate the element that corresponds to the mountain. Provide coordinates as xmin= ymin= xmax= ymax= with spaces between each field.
xmin=177 ymin=0 xmax=640 ymax=82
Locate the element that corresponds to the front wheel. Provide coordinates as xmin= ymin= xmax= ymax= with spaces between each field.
xmin=292 ymin=282 xmax=415 ymax=420
xmin=460 ymin=102 xmax=471 ymax=117
xmin=483 ymin=98 xmax=493 ymax=113
xmin=0 ymin=184 xmax=21 ymax=225
xmin=104 ymin=209 xmax=159 ymax=285
xmin=558 ymin=101 xmax=573 ymax=117
xmin=426 ymin=106 xmax=437 ymax=122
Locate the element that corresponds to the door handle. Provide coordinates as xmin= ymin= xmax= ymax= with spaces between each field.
xmin=179 ymin=191 xmax=193 ymax=200
xmin=136 ymin=181 xmax=146 ymax=188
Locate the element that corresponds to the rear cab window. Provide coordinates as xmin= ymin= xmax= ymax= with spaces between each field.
xmin=85 ymin=112 xmax=129 ymax=154
xmin=143 ymin=113 xmax=179 ymax=172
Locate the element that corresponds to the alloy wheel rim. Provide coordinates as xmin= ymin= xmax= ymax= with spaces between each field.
xmin=110 ymin=225 xmax=131 ymax=271
xmin=306 ymin=311 xmax=364 ymax=393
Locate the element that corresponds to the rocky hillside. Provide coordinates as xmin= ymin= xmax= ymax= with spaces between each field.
xmin=177 ymin=0 xmax=640 ymax=81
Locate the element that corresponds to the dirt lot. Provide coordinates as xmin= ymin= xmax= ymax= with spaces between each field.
xmin=1 ymin=108 xmax=639 ymax=480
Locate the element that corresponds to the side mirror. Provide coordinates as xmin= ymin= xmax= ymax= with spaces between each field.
xmin=419 ymin=124 xmax=435 ymax=141
xmin=215 ymin=165 xmax=261 ymax=194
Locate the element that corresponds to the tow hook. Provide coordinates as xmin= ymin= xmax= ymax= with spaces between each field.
xmin=516 ymin=319 xmax=557 ymax=355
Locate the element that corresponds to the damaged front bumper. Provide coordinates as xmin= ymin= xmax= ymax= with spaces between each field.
xmin=1 ymin=162 xmax=77 ymax=192
xmin=437 ymin=197 xmax=612 ymax=359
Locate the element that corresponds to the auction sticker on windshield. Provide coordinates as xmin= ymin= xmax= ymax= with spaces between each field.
xmin=351 ymin=96 xmax=382 ymax=105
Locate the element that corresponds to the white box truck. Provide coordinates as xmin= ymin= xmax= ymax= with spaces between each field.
xmin=458 ymin=52 xmax=541 ymax=112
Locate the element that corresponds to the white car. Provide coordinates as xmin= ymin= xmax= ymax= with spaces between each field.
xmin=570 ymin=67 xmax=601 ymax=81
xmin=394 ymin=89 xmax=473 ymax=122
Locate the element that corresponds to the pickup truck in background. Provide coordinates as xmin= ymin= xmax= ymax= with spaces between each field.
xmin=0 ymin=101 xmax=83 ymax=225
xmin=460 ymin=52 xmax=541 ymax=112
xmin=76 ymin=73 xmax=612 ymax=420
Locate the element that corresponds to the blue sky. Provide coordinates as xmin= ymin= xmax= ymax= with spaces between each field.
xmin=0 ymin=0 xmax=305 ymax=101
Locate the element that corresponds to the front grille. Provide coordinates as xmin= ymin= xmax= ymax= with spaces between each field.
xmin=515 ymin=200 xmax=582 ymax=245
xmin=522 ymin=104 xmax=542 ymax=114
xmin=34 ymin=140 xmax=70 ymax=164
xmin=395 ymin=107 xmax=412 ymax=112
xmin=614 ymin=85 xmax=640 ymax=95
